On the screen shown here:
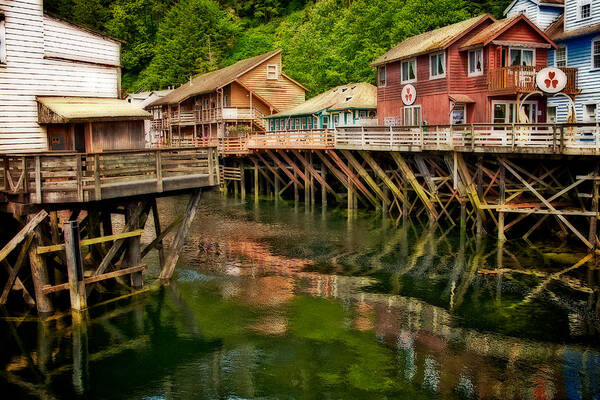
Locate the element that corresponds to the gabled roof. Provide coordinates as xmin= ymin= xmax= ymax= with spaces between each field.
xmin=266 ymin=82 xmax=376 ymax=119
xmin=504 ymin=0 xmax=564 ymax=16
xmin=43 ymin=13 xmax=124 ymax=44
xmin=371 ymin=15 xmax=493 ymax=67
xmin=546 ymin=15 xmax=600 ymax=41
xmin=37 ymin=97 xmax=151 ymax=123
xmin=460 ymin=14 xmax=557 ymax=50
xmin=151 ymin=50 xmax=303 ymax=107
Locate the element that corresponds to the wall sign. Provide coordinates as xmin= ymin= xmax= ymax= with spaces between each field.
xmin=401 ymin=84 xmax=416 ymax=106
xmin=536 ymin=67 xmax=567 ymax=94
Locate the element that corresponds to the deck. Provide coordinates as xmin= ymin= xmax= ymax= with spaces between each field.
xmin=0 ymin=147 xmax=220 ymax=206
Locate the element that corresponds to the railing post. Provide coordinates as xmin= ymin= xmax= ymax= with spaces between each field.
xmin=552 ymin=125 xmax=558 ymax=153
xmin=420 ymin=125 xmax=424 ymax=149
xmin=76 ymin=155 xmax=83 ymax=202
xmin=156 ymin=151 xmax=163 ymax=192
xmin=93 ymin=154 xmax=101 ymax=201
xmin=511 ymin=123 xmax=516 ymax=152
xmin=470 ymin=124 xmax=475 ymax=150
xmin=559 ymin=126 xmax=564 ymax=154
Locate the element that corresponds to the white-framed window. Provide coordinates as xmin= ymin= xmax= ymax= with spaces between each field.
xmin=0 ymin=14 xmax=6 ymax=65
xmin=509 ymin=48 xmax=535 ymax=66
xmin=266 ymin=64 xmax=278 ymax=80
xmin=555 ymin=46 xmax=567 ymax=68
xmin=429 ymin=52 xmax=445 ymax=79
xmin=468 ymin=49 xmax=483 ymax=76
xmin=401 ymin=58 xmax=417 ymax=83
xmin=592 ymin=38 xmax=600 ymax=70
xmin=295 ymin=118 xmax=301 ymax=130
xmin=378 ymin=65 xmax=386 ymax=87
xmin=332 ymin=114 xmax=339 ymax=127
xmin=579 ymin=0 xmax=592 ymax=19
xmin=584 ymin=103 xmax=597 ymax=122
xmin=404 ymin=105 xmax=421 ymax=126
xmin=547 ymin=106 xmax=557 ymax=123
xmin=451 ymin=104 xmax=466 ymax=124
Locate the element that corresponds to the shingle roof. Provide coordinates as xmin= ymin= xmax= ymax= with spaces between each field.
xmin=37 ymin=97 xmax=151 ymax=123
xmin=460 ymin=14 xmax=556 ymax=50
xmin=371 ymin=15 xmax=492 ymax=67
xmin=266 ymin=82 xmax=376 ymax=119
xmin=150 ymin=50 xmax=283 ymax=107
xmin=546 ymin=15 xmax=600 ymax=41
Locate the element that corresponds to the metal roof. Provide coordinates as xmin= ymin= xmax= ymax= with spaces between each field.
xmin=37 ymin=97 xmax=151 ymax=123
xmin=371 ymin=15 xmax=493 ymax=67
xmin=266 ymin=82 xmax=376 ymax=119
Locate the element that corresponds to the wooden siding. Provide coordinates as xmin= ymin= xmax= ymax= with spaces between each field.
xmin=505 ymin=0 xmax=563 ymax=30
xmin=91 ymin=121 xmax=145 ymax=152
xmin=564 ymin=0 xmax=600 ymax=32
xmin=548 ymin=33 xmax=600 ymax=122
xmin=496 ymin=19 xmax=551 ymax=42
xmin=237 ymin=53 xmax=305 ymax=112
xmin=0 ymin=0 xmax=121 ymax=153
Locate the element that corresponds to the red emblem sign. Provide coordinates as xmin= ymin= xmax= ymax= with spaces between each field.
xmin=536 ymin=67 xmax=567 ymax=94
xmin=401 ymin=84 xmax=416 ymax=106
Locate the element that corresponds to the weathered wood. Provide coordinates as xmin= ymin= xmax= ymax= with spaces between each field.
xmin=340 ymin=150 xmax=390 ymax=206
xmin=36 ymin=229 xmax=145 ymax=254
xmin=326 ymin=150 xmax=379 ymax=208
xmin=42 ymin=265 xmax=148 ymax=295
xmin=29 ymin=226 xmax=53 ymax=314
xmin=291 ymin=150 xmax=338 ymax=200
xmin=125 ymin=202 xmax=144 ymax=289
xmin=64 ymin=221 xmax=87 ymax=311
xmin=358 ymin=151 xmax=407 ymax=206
xmin=151 ymin=199 xmax=166 ymax=268
xmin=264 ymin=150 xmax=303 ymax=187
xmin=390 ymin=153 xmax=438 ymax=220
xmin=0 ymin=210 xmax=48 ymax=264
xmin=498 ymin=163 xmax=506 ymax=241
xmin=159 ymin=190 xmax=202 ymax=280
xmin=0 ymin=234 xmax=33 ymax=305
xmin=141 ymin=216 xmax=182 ymax=259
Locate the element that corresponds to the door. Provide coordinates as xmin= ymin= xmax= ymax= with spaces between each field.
xmin=73 ymin=124 xmax=86 ymax=152
xmin=322 ymin=115 xmax=329 ymax=129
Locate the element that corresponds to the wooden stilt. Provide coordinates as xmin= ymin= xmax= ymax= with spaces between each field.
xmin=254 ymin=160 xmax=259 ymax=202
xmin=151 ymin=199 xmax=166 ymax=269
xmin=294 ymin=169 xmax=299 ymax=203
xmin=64 ymin=221 xmax=87 ymax=311
xmin=321 ymin=163 xmax=327 ymax=207
xmin=159 ymin=190 xmax=202 ymax=280
xmin=29 ymin=226 xmax=53 ymax=315
xmin=498 ymin=163 xmax=506 ymax=242
xmin=590 ymin=164 xmax=599 ymax=250
xmin=125 ymin=202 xmax=143 ymax=289
xmin=240 ymin=162 xmax=246 ymax=200
xmin=309 ymin=152 xmax=315 ymax=206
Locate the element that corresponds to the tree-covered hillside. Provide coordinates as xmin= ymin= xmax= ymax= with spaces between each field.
xmin=44 ymin=0 xmax=511 ymax=96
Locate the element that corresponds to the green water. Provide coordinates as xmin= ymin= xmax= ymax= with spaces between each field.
xmin=2 ymin=194 xmax=600 ymax=399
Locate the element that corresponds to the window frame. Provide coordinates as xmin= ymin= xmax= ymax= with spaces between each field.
xmin=378 ymin=65 xmax=387 ymax=87
xmin=592 ymin=38 xmax=600 ymax=70
xmin=266 ymin=64 xmax=279 ymax=80
xmin=429 ymin=51 xmax=446 ymax=80
xmin=468 ymin=49 xmax=484 ymax=77
xmin=509 ymin=47 xmax=536 ymax=67
xmin=579 ymin=0 xmax=592 ymax=20
xmin=401 ymin=58 xmax=417 ymax=84
xmin=0 ymin=14 xmax=6 ymax=65
xmin=584 ymin=103 xmax=598 ymax=122
xmin=547 ymin=105 xmax=557 ymax=124
xmin=403 ymin=105 xmax=422 ymax=127
xmin=555 ymin=46 xmax=567 ymax=68
xmin=451 ymin=104 xmax=467 ymax=125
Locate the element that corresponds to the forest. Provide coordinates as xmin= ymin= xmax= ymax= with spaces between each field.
xmin=45 ymin=0 xmax=511 ymax=96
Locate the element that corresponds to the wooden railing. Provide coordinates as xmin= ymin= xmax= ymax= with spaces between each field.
xmin=219 ymin=137 xmax=249 ymax=154
xmin=0 ymin=147 xmax=220 ymax=204
xmin=247 ymin=129 xmax=336 ymax=149
xmin=488 ymin=66 xmax=579 ymax=94
xmin=159 ymin=107 xmax=267 ymax=129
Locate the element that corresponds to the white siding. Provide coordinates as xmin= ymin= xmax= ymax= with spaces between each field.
xmin=0 ymin=0 xmax=121 ymax=152
xmin=537 ymin=5 xmax=564 ymax=30
xmin=506 ymin=0 xmax=540 ymax=22
xmin=506 ymin=0 xmax=563 ymax=30
xmin=564 ymin=0 xmax=600 ymax=32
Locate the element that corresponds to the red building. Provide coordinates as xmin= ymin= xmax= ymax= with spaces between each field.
xmin=372 ymin=14 xmax=577 ymax=126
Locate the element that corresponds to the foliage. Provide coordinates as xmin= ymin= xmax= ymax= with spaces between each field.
xmin=43 ymin=0 xmax=512 ymax=94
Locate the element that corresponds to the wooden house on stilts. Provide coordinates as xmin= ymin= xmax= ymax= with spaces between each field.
xmin=147 ymin=50 xmax=308 ymax=147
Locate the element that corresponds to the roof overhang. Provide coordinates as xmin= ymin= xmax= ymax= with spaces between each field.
xmin=449 ymin=94 xmax=476 ymax=103
xmin=491 ymin=40 xmax=553 ymax=48
xmin=503 ymin=0 xmax=564 ymax=16
xmin=37 ymin=97 xmax=151 ymax=124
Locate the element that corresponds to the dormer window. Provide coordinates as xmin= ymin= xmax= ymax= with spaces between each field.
xmin=579 ymin=0 xmax=591 ymax=20
xmin=266 ymin=64 xmax=278 ymax=80
xmin=378 ymin=66 xmax=386 ymax=87
xmin=345 ymin=96 xmax=352 ymax=102
xmin=430 ymin=52 xmax=446 ymax=79
xmin=0 ymin=14 xmax=6 ymax=65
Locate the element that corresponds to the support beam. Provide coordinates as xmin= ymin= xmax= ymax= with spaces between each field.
xmin=64 ymin=221 xmax=87 ymax=311
xmin=340 ymin=150 xmax=390 ymax=207
xmin=390 ymin=152 xmax=438 ymax=220
xmin=125 ymin=202 xmax=143 ymax=289
xmin=264 ymin=150 xmax=302 ymax=187
xmin=151 ymin=199 xmax=165 ymax=269
xmin=358 ymin=150 xmax=407 ymax=206
xmin=29 ymin=226 xmax=53 ymax=314
xmin=326 ymin=150 xmax=379 ymax=208
xmin=291 ymin=150 xmax=338 ymax=200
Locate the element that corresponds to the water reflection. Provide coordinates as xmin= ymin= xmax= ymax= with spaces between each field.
xmin=2 ymin=194 xmax=600 ymax=399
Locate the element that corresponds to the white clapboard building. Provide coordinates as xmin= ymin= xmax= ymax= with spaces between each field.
xmin=0 ymin=0 xmax=149 ymax=153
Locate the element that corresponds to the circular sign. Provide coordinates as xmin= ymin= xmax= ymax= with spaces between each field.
xmin=536 ymin=67 xmax=567 ymax=94
xmin=401 ymin=84 xmax=416 ymax=106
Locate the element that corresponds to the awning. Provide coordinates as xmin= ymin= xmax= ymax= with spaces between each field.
xmin=449 ymin=94 xmax=475 ymax=104
xmin=37 ymin=97 xmax=151 ymax=124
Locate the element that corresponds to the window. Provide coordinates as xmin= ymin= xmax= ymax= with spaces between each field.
xmin=451 ymin=104 xmax=466 ymax=124
xmin=0 ymin=14 xmax=5 ymax=65
xmin=266 ymin=64 xmax=278 ymax=80
xmin=579 ymin=0 xmax=591 ymax=19
xmin=510 ymin=48 xmax=535 ymax=66
xmin=430 ymin=52 xmax=445 ymax=79
xmin=547 ymin=106 xmax=557 ymax=123
xmin=332 ymin=114 xmax=339 ymax=127
xmin=401 ymin=58 xmax=417 ymax=83
xmin=359 ymin=110 xmax=367 ymax=118
xmin=555 ymin=47 xmax=567 ymax=68
xmin=584 ymin=103 xmax=597 ymax=122
xmin=593 ymin=39 xmax=600 ymax=69
xmin=404 ymin=106 xmax=421 ymax=126
xmin=468 ymin=49 xmax=483 ymax=76
xmin=378 ymin=66 xmax=386 ymax=87
xmin=295 ymin=118 xmax=301 ymax=130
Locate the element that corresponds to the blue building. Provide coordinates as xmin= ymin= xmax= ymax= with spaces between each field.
xmin=506 ymin=0 xmax=600 ymax=123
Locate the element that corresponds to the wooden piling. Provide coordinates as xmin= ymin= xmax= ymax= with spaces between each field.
xmin=64 ymin=221 xmax=87 ymax=311
xmin=321 ymin=163 xmax=327 ymax=207
xmin=498 ymin=163 xmax=506 ymax=242
xmin=240 ymin=162 xmax=246 ymax=200
xmin=125 ymin=202 xmax=143 ymax=289
xmin=29 ymin=226 xmax=53 ymax=315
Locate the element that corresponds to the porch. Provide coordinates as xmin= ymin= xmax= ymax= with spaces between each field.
xmin=488 ymin=66 xmax=579 ymax=95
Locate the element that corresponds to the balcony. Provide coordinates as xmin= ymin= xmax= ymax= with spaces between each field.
xmin=488 ymin=66 xmax=580 ymax=95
